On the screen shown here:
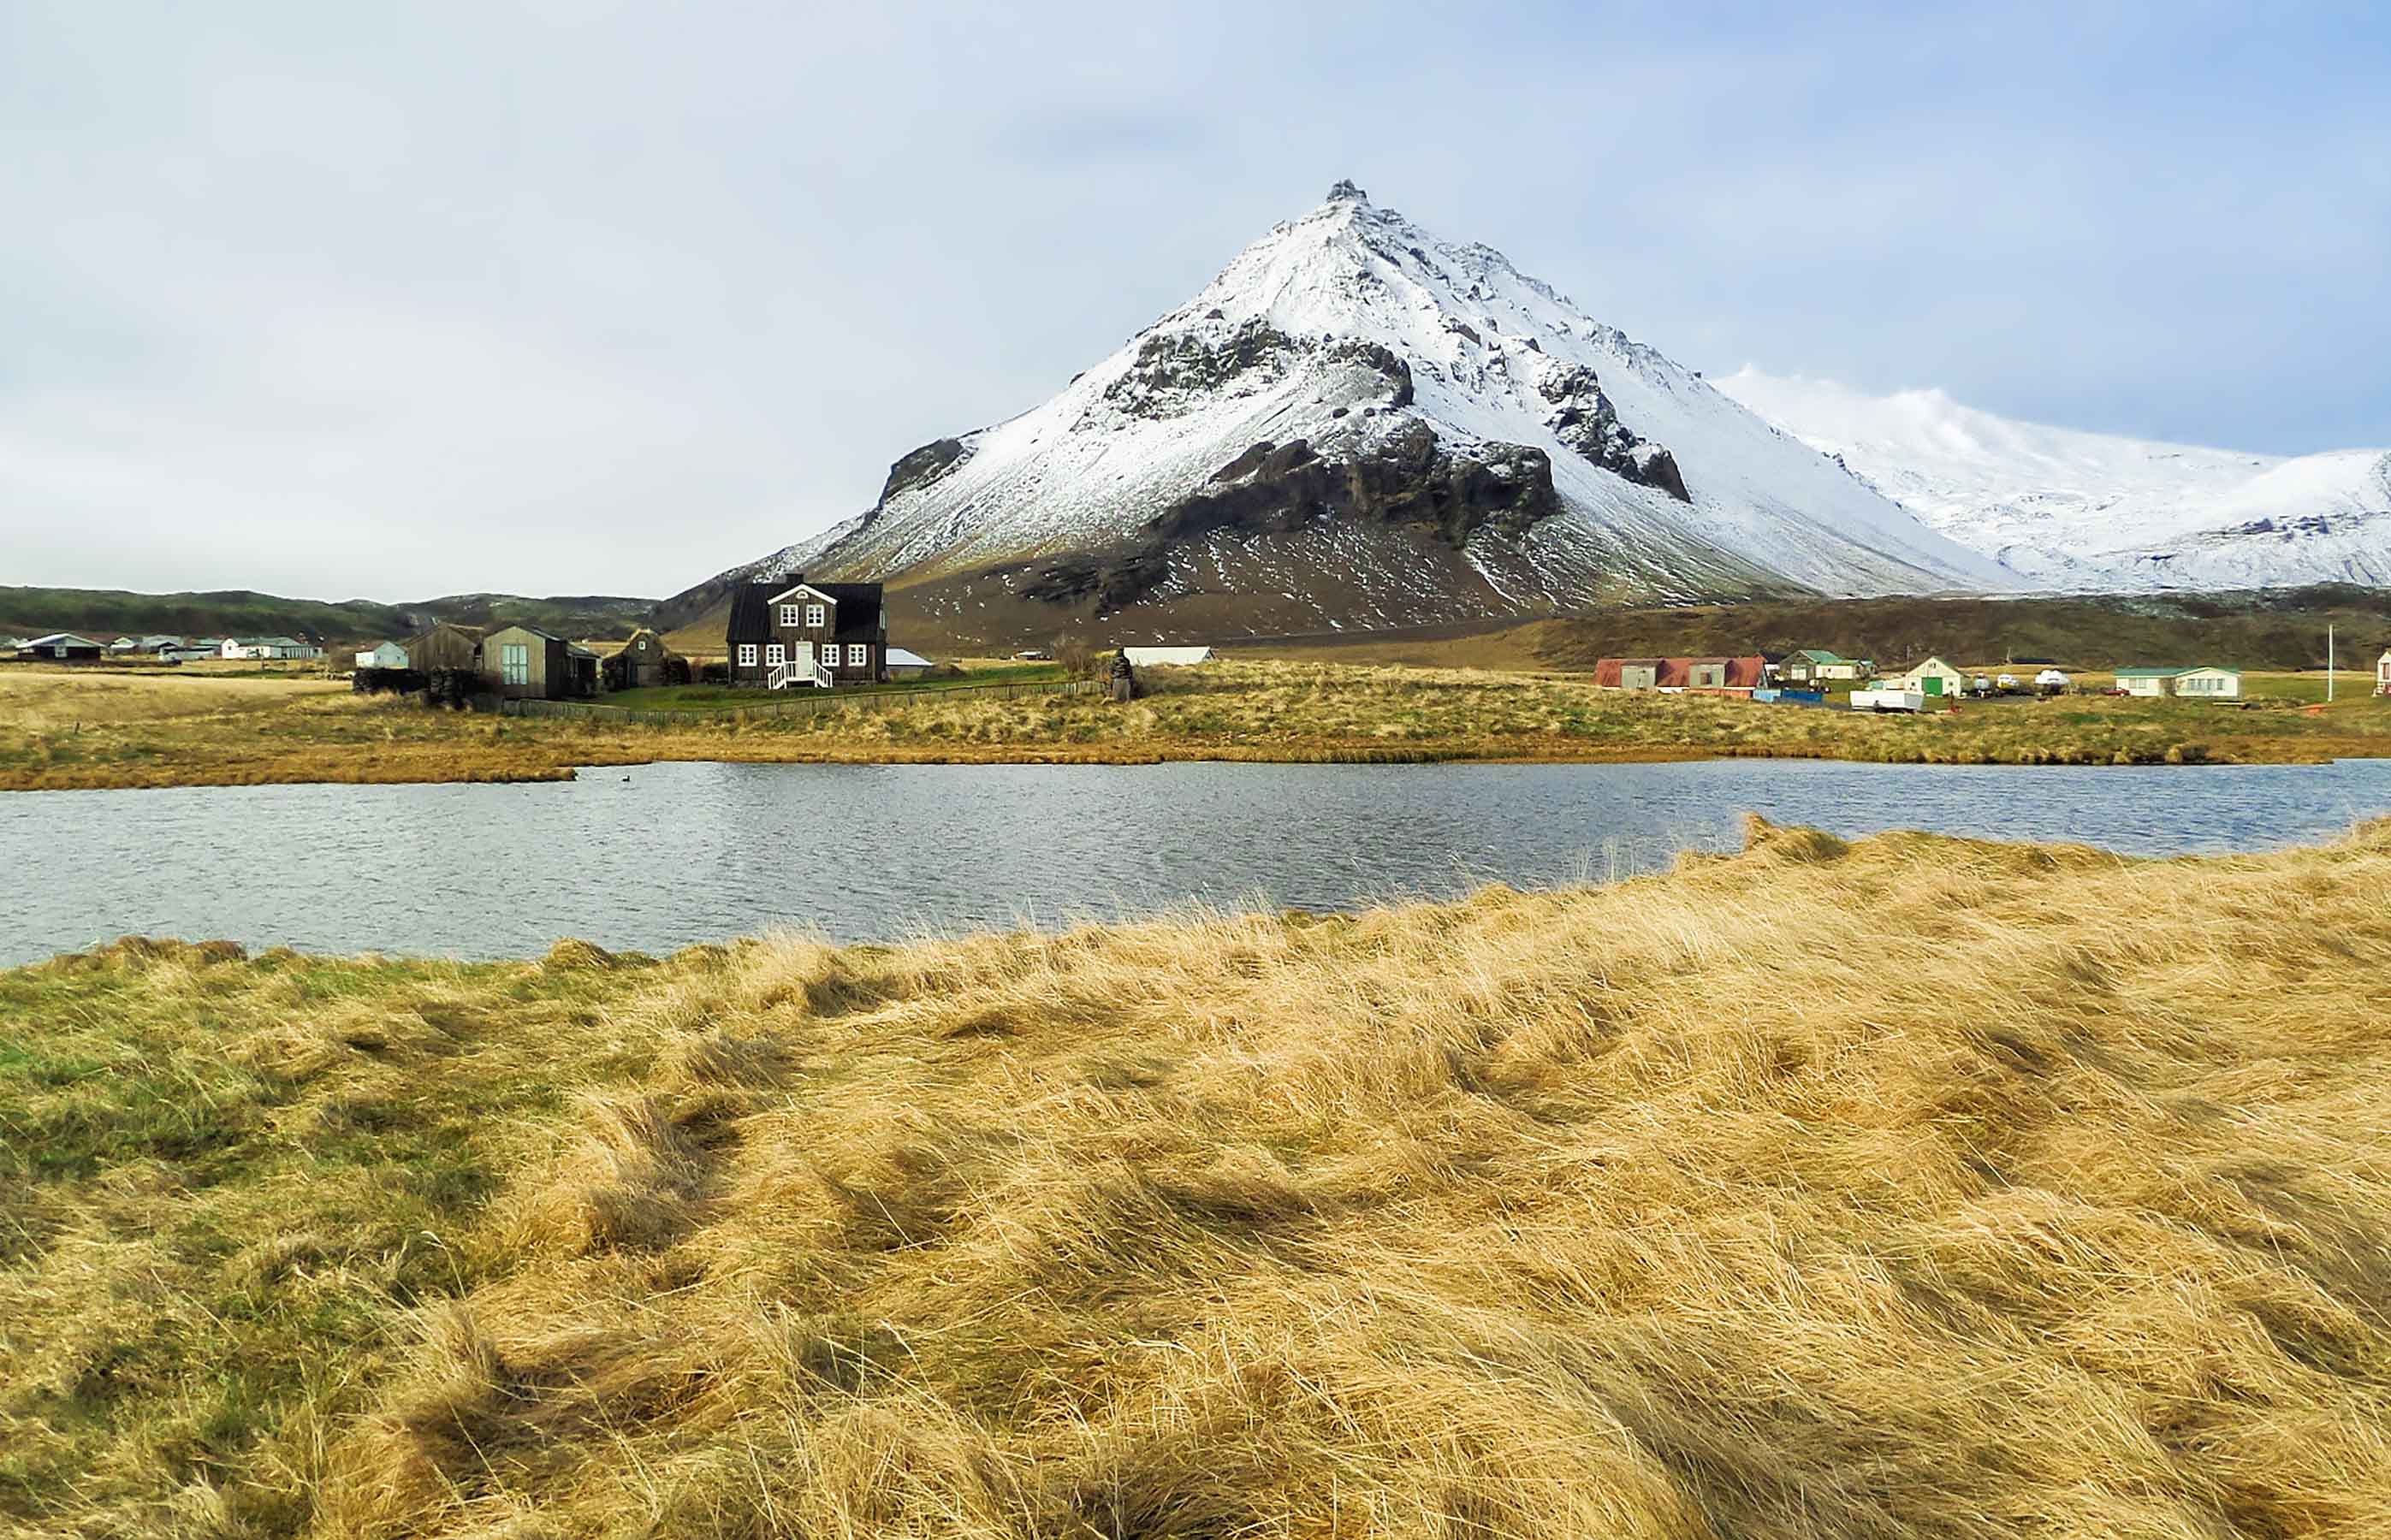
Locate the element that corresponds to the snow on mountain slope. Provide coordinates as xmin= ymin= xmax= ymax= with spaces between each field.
xmin=1716 ymin=368 xmax=2391 ymax=590
xmin=672 ymin=184 xmax=2006 ymax=642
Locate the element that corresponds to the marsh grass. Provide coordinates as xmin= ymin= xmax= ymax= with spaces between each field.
xmin=3 ymin=660 xmax=2388 ymax=792
xmin=7 ymin=820 xmax=2391 ymax=1535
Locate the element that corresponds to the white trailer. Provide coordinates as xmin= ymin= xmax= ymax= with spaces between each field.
xmin=1850 ymin=686 xmax=1925 ymax=713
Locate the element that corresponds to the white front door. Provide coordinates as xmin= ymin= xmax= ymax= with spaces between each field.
xmin=796 ymin=641 xmax=815 ymax=678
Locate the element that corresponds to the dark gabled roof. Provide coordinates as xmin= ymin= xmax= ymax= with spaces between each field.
xmin=731 ymin=579 xmax=884 ymax=642
xmin=726 ymin=582 xmax=777 ymax=645
xmin=817 ymin=583 xmax=884 ymax=639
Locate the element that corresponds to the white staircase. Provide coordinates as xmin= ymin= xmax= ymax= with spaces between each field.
xmin=768 ymin=656 xmax=832 ymax=690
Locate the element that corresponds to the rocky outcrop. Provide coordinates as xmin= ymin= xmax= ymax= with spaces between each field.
xmin=1150 ymin=419 xmax=1561 ymax=553
xmin=1006 ymin=418 xmax=1565 ymax=616
xmin=1536 ymin=364 xmax=1691 ymax=502
xmin=1103 ymin=319 xmax=1301 ymax=418
xmin=879 ymin=437 xmax=971 ymax=504
xmin=1321 ymin=339 xmax=1415 ymax=408
xmin=1017 ymin=550 xmax=1171 ymax=613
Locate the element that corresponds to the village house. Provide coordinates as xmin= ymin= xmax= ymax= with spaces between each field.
xmin=1593 ymin=655 xmax=1770 ymax=693
xmin=221 ymin=636 xmax=323 ymax=660
xmin=406 ymin=622 xmax=484 ymax=674
xmin=356 ymin=640 xmax=411 ymax=670
xmin=479 ymin=624 xmax=599 ymax=701
xmin=16 ymin=632 xmax=104 ymax=660
xmin=1777 ymin=648 xmax=1871 ymax=684
xmin=2378 ymin=648 xmax=2391 ymax=696
xmin=2115 ymin=666 xmax=2243 ymax=700
xmin=1886 ymin=655 xmax=1967 ymax=700
xmin=725 ymin=580 xmax=888 ymax=689
xmin=600 ymin=627 xmax=683 ymax=691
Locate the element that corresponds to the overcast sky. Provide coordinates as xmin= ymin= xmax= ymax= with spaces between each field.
xmin=4 ymin=1 xmax=2386 ymax=602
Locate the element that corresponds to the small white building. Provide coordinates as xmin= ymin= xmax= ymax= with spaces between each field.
xmin=222 ymin=636 xmax=323 ymax=660
xmin=1121 ymin=645 xmax=1214 ymax=667
xmin=2376 ymin=649 xmax=2390 ymax=696
xmin=2116 ymin=666 xmax=2241 ymax=700
xmin=108 ymin=636 xmax=139 ymax=653
xmin=883 ymin=647 xmax=934 ymax=681
xmin=1888 ymin=655 xmax=1967 ymax=701
xmin=356 ymin=641 xmax=411 ymax=670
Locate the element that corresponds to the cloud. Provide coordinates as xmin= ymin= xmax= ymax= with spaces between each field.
xmin=1 ymin=0 xmax=2384 ymax=601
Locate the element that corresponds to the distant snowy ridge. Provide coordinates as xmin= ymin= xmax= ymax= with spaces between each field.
xmin=669 ymin=184 xmax=2010 ymax=641
xmin=1716 ymin=368 xmax=2391 ymax=590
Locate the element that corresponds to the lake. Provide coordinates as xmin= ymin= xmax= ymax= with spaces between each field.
xmin=5 ymin=757 xmax=2391 ymax=966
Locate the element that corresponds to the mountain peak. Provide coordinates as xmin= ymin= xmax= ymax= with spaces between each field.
xmin=666 ymin=191 xmax=2014 ymax=648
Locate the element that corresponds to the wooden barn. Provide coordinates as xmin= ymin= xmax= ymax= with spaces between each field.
xmin=1593 ymin=655 xmax=1769 ymax=693
xmin=601 ymin=627 xmax=683 ymax=691
xmin=406 ymin=622 xmax=484 ymax=673
xmin=481 ymin=625 xmax=599 ymax=701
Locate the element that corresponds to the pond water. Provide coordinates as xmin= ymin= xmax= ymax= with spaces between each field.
xmin=5 ymin=757 xmax=2391 ymax=965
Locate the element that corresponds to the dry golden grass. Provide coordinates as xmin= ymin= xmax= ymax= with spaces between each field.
xmin=8 ymin=820 xmax=2391 ymax=1536
xmin=0 ymin=668 xmax=345 ymax=732
xmin=3 ymin=658 xmax=2389 ymax=792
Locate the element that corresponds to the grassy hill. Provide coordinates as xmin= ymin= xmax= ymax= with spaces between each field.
xmin=0 ymin=586 xmax=657 ymax=646
xmin=1235 ymin=584 xmax=2391 ymax=673
xmin=7 ymin=820 xmax=2390 ymax=1536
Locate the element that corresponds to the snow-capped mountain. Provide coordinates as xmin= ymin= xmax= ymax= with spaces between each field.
xmin=667 ymin=183 xmax=2005 ymax=643
xmin=1716 ymin=368 xmax=2391 ymax=591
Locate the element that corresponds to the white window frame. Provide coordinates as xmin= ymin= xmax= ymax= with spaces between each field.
xmin=737 ymin=643 xmax=757 ymax=666
xmin=765 ymin=643 xmax=785 ymax=666
xmin=846 ymin=643 xmax=868 ymax=667
xmin=806 ymin=603 xmax=827 ymax=628
xmin=501 ymin=643 xmax=530 ymax=686
xmin=778 ymin=604 xmax=800 ymax=628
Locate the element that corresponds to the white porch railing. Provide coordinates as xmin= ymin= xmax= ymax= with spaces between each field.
xmin=768 ymin=656 xmax=832 ymax=690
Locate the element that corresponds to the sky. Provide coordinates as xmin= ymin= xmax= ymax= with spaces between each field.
xmin=3 ymin=0 xmax=2387 ymax=603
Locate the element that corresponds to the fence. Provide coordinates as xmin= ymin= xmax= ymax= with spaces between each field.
xmin=501 ymin=677 xmax=1101 ymax=726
